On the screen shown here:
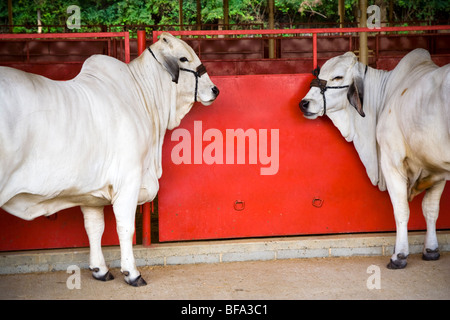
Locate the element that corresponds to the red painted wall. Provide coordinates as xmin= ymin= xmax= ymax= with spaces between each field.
xmin=158 ymin=74 xmax=450 ymax=241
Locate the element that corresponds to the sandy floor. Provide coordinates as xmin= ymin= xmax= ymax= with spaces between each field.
xmin=0 ymin=253 xmax=449 ymax=300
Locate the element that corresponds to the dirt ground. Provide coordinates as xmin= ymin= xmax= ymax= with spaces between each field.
xmin=0 ymin=253 xmax=449 ymax=300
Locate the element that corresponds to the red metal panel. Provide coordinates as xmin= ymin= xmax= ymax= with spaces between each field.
xmin=158 ymin=74 xmax=450 ymax=241
xmin=0 ymin=206 xmax=120 ymax=251
xmin=376 ymin=55 xmax=450 ymax=71
xmin=0 ymin=32 xmax=130 ymax=63
xmin=202 ymin=59 xmax=328 ymax=76
xmin=0 ymin=62 xmax=83 ymax=80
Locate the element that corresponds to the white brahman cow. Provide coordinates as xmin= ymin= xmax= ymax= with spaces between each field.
xmin=0 ymin=33 xmax=219 ymax=286
xmin=300 ymin=49 xmax=449 ymax=269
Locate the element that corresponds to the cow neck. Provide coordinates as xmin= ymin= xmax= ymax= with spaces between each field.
xmin=128 ymin=53 xmax=177 ymax=179
xmin=363 ymin=66 xmax=391 ymax=121
xmin=351 ymin=64 xmax=391 ymax=191
xmin=128 ymin=52 xmax=175 ymax=131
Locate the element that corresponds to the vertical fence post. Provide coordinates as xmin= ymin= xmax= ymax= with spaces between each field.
xmin=124 ymin=31 xmax=130 ymax=63
xmin=137 ymin=30 xmax=146 ymax=56
xmin=137 ymin=29 xmax=152 ymax=247
xmin=313 ymin=33 xmax=317 ymax=70
xmin=142 ymin=202 xmax=152 ymax=247
xmin=359 ymin=0 xmax=368 ymax=65
xmin=152 ymin=30 xmax=162 ymax=44
xmin=268 ymin=0 xmax=275 ymax=59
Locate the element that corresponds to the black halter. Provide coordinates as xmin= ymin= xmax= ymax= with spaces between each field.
xmin=309 ymin=65 xmax=368 ymax=116
xmin=179 ymin=64 xmax=207 ymax=102
xmin=148 ymin=47 xmax=207 ymax=102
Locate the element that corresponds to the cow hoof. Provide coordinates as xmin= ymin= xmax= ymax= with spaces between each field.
xmin=387 ymin=253 xmax=408 ymax=269
xmin=92 ymin=270 xmax=115 ymax=282
xmin=125 ymin=275 xmax=147 ymax=287
xmin=422 ymin=248 xmax=440 ymax=261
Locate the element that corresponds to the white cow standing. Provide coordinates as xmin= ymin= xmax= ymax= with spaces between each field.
xmin=300 ymin=49 xmax=449 ymax=269
xmin=0 ymin=33 xmax=219 ymax=286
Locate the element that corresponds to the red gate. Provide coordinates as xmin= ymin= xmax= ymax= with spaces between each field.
xmin=155 ymin=26 xmax=450 ymax=242
xmin=1 ymin=27 xmax=449 ymax=250
xmin=157 ymin=73 xmax=450 ymax=241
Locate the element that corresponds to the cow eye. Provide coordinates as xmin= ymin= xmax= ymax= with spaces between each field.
xmin=332 ymin=76 xmax=343 ymax=81
xmin=180 ymin=57 xmax=188 ymax=62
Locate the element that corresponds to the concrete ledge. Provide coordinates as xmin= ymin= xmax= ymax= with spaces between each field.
xmin=1 ymin=231 xmax=449 ymax=275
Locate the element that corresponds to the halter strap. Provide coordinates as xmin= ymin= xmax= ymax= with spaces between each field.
xmin=179 ymin=64 xmax=207 ymax=102
xmin=310 ymin=64 xmax=368 ymax=116
xmin=148 ymin=47 xmax=207 ymax=102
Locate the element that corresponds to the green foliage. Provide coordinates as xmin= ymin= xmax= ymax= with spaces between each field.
xmin=1 ymin=0 xmax=448 ymax=33
xmin=395 ymin=0 xmax=450 ymax=22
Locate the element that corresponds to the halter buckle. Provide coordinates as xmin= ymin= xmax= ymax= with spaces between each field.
xmin=196 ymin=64 xmax=207 ymax=77
xmin=310 ymin=78 xmax=328 ymax=93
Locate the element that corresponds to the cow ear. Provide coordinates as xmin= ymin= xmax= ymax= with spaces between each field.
xmin=158 ymin=35 xmax=179 ymax=83
xmin=347 ymin=77 xmax=365 ymax=117
xmin=160 ymin=54 xmax=179 ymax=84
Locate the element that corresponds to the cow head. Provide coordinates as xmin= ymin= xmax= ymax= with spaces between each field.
xmin=150 ymin=33 xmax=219 ymax=104
xmin=299 ymin=52 xmax=384 ymax=190
xmin=299 ymin=52 xmax=366 ymax=121
xmin=149 ymin=33 xmax=219 ymax=129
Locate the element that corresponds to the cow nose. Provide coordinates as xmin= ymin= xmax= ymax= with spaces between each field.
xmin=211 ymin=86 xmax=220 ymax=97
xmin=299 ymin=99 xmax=309 ymax=112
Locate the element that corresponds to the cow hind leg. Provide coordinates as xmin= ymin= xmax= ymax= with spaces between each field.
xmin=421 ymin=180 xmax=445 ymax=261
xmin=81 ymin=206 xmax=114 ymax=281
xmin=381 ymin=159 xmax=410 ymax=269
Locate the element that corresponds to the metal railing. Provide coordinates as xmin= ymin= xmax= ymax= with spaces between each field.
xmin=152 ymin=25 xmax=450 ymax=69
xmin=0 ymin=32 xmax=131 ymax=63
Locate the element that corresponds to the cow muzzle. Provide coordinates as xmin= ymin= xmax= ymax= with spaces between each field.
xmin=200 ymin=85 xmax=220 ymax=106
xmin=212 ymin=85 xmax=220 ymax=96
xmin=299 ymin=99 xmax=321 ymax=119
xmin=299 ymin=99 xmax=314 ymax=117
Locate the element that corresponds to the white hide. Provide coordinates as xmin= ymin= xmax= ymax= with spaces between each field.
xmin=301 ymin=49 xmax=449 ymax=267
xmin=0 ymin=33 xmax=218 ymax=285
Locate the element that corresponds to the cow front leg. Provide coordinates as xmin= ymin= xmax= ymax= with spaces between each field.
xmin=421 ymin=180 xmax=445 ymax=261
xmin=113 ymin=191 xmax=147 ymax=287
xmin=81 ymin=206 xmax=114 ymax=281
xmin=381 ymin=160 xmax=410 ymax=269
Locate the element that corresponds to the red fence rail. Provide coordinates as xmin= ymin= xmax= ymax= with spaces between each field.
xmin=153 ymin=25 xmax=450 ymax=70
xmin=0 ymin=32 xmax=131 ymax=63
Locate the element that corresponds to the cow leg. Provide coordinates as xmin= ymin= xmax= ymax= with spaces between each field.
xmin=81 ymin=206 xmax=114 ymax=281
xmin=381 ymin=159 xmax=410 ymax=269
xmin=421 ymin=180 xmax=445 ymax=261
xmin=113 ymin=189 xmax=147 ymax=287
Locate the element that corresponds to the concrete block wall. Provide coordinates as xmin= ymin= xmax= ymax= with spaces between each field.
xmin=1 ymin=231 xmax=449 ymax=275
